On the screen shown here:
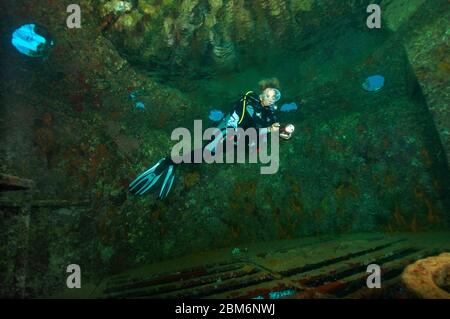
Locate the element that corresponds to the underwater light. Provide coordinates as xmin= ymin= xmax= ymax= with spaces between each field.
xmin=11 ymin=24 xmax=54 ymax=57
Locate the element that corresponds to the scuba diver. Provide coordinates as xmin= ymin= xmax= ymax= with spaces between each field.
xmin=128 ymin=87 xmax=289 ymax=199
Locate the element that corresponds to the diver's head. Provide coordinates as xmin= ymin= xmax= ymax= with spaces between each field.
xmin=260 ymin=88 xmax=281 ymax=108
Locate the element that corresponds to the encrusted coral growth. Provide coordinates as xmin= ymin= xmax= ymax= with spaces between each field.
xmin=183 ymin=170 xmax=200 ymax=190
xmin=98 ymin=0 xmax=361 ymax=74
xmin=2 ymin=0 xmax=450 ymax=299
xmin=34 ymin=121 xmax=56 ymax=168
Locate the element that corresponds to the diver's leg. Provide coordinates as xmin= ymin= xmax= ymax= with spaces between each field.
xmin=171 ymin=126 xmax=228 ymax=164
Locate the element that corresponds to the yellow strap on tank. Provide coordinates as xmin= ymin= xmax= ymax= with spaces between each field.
xmin=238 ymin=91 xmax=254 ymax=125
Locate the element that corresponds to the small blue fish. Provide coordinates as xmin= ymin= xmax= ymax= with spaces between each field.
xmin=362 ymin=75 xmax=385 ymax=92
xmin=209 ymin=109 xmax=224 ymax=121
xmin=11 ymin=24 xmax=54 ymax=57
xmin=135 ymin=101 xmax=145 ymax=109
xmin=280 ymin=102 xmax=298 ymax=112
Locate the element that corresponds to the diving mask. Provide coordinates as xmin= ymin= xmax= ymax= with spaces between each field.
xmin=261 ymin=88 xmax=281 ymax=107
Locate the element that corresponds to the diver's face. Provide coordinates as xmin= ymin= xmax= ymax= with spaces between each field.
xmin=260 ymin=97 xmax=271 ymax=107
xmin=260 ymin=88 xmax=279 ymax=107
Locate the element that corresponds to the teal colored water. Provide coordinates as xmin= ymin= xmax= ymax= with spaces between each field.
xmin=0 ymin=0 xmax=449 ymax=299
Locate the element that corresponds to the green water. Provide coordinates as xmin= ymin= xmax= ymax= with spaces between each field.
xmin=152 ymin=22 xmax=408 ymax=128
xmin=119 ymin=21 xmax=450 ymax=252
xmin=1 ymin=0 xmax=449 ymax=299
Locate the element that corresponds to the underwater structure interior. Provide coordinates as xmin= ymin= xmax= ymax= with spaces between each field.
xmin=0 ymin=0 xmax=449 ymax=298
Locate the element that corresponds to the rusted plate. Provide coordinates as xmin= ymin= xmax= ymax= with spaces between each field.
xmin=81 ymin=233 xmax=450 ymax=299
xmin=0 ymin=173 xmax=35 ymax=191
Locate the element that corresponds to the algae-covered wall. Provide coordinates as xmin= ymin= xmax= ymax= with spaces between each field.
xmin=0 ymin=0 xmax=449 ymax=297
xmin=98 ymin=0 xmax=370 ymax=74
xmin=393 ymin=0 xmax=450 ymax=170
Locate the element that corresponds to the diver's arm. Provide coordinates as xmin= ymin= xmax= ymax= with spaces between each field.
xmin=265 ymin=108 xmax=280 ymax=134
xmin=268 ymin=111 xmax=278 ymax=126
xmin=268 ymin=122 xmax=280 ymax=132
xmin=258 ymin=122 xmax=280 ymax=136
xmin=226 ymin=111 xmax=240 ymax=129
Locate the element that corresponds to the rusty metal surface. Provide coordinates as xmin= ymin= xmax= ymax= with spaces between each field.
xmin=0 ymin=199 xmax=90 ymax=208
xmin=89 ymin=233 xmax=450 ymax=299
xmin=0 ymin=173 xmax=35 ymax=191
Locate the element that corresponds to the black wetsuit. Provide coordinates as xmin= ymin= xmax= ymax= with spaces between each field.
xmin=226 ymin=92 xmax=278 ymax=131
xmin=202 ymin=91 xmax=278 ymax=154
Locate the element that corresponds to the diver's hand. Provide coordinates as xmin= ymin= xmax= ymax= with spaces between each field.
xmin=280 ymin=132 xmax=292 ymax=140
xmin=268 ymin=122 xmax=280 ymax=132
